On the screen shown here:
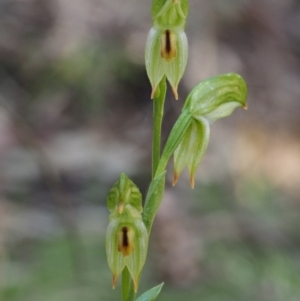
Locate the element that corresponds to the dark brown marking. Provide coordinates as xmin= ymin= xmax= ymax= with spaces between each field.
xmin=165 ymin=30 xmax=172 ymax=55
xmin=122 ymin=227 xmax=129 ymax=247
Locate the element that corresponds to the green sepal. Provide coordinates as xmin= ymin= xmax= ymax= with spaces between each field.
xmin=107 ymin=172 xmax=142 ymax=218
xmin=173 ymin=117 xmax=210 ymax=188
xmin=184 ymin=73 xmax=248 ymax=122
xmin=152 ymin=0 xmax=188 ymax=28
xmin=143 ymin=172 xmax=166 ymax=232
xmin=136 ymin=283 xmax=164 ymax=301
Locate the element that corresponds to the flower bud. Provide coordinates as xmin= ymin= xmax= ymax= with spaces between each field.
xmin=145 ymin=27 xmax=188 ymax=99
xmin=173 ymin=118 xmax=210 ymax=188
xmin=106 ymin=173 xmax=148 ymax=292
xmin=152 ymin=0 xmax=188 ymax=28
xmin=107 ymin=172 xmax=143 ymax=218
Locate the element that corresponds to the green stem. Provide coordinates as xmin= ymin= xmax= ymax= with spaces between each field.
xmin=121 ymin=79 xmax=166 ymax=301
xmin=121 ymin=79 xmax=167 ymax=301
xmin=152 ymin=77 xmax=167 ymax=178
xmin=122 ymin=267 xmax=136 ymax=301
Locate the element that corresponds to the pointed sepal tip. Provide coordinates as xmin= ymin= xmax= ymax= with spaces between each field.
xmin=172 ymin=172 xmax=179 ymax=186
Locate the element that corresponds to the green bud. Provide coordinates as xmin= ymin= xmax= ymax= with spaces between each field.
xmin=106 ymin=173 xmax=148 ymax=292
xmin=173 ymin=118 xmax=210 ymax=188
xmin=152 ymin=0 xmax=188 ymax=29
xmin=184 ymin=73 xmax=248 ymax=122
xmin=146 ymin=0 xmax=189 ymax=99
xmin=145 ymin=27 xmax=188 ymax=99
xmin=107 ymin=172 xmax=142 ymax=218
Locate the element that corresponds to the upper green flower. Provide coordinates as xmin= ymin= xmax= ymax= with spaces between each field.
xmin=145 ymin=0 xmax=189 ymax=99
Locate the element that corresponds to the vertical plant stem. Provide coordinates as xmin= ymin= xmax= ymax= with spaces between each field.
xmin=122 ymin=267 xmax=136 ymax=301
xmin=121 ymin=79 xmax=167 ymax=301
xmin=152 ymin=77 xmax=167 ymax=178
xmin=122 ymin=267 xmax=130 ymax=301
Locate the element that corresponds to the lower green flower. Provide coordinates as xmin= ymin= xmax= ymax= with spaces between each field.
xmin=106 ymin=216 xmax=148 ymax=292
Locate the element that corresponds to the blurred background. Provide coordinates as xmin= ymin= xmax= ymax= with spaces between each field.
xmin=1 ymin=0 xmax=300 ymax=300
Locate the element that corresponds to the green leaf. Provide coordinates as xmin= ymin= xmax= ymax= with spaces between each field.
xmin=136 ymin=283 xmax=164 ymax=301
xmin=155 ymin=110 xmax=193 ymax=176
xmin=152 ymin=77 xmax=167 ymax=178
xmin=143 ymin=172 xmax=166 ymax=232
